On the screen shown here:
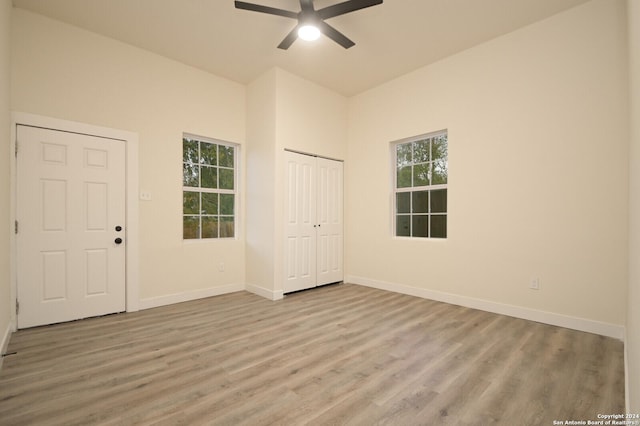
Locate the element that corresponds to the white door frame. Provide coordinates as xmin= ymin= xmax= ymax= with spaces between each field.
xmin=10 ymin=112 xmax=140 ymax=331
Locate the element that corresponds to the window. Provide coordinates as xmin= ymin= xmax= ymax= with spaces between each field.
xmin=182 ymin=134 xmax=237 ymax=239
xmin=393 ymin=131 xmax=448 ymax=238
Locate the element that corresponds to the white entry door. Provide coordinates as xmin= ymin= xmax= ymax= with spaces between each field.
xmin=16 ymin=125 xmax=126 ymax=328
xmin=284 ymin=151 xmax=343 ymax=294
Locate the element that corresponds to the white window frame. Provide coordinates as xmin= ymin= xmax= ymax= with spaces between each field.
xmin=182 ymin=133 xmax=239 ymax=240
xmin=391 ymin=130 xmax=448 ymax=239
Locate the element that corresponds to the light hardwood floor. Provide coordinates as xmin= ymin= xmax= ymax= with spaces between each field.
xmin=0 ymin=283 xmax=625 ymax=425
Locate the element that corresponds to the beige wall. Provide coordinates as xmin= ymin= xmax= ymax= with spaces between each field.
xmin=0 ymin=0 xmax=11 ymax=349
xmin=274 ymin=68 xmax=348 ymax=160
xmin=11 ymin=9 xmax=247 ymax=302
xmin=273 ymin=69 xmax=348 ymax=294
xmin=245 ymin=68 xmax=348 ymax=296
xmin=246 ymin=69 xmax=277 ymax=295
xmin=10 ymin=9 xmax=349 ymax=306
xmin=346 ymin=0 xmax=629 ymax=328
xmin=627 ymin=0 xmax=640 ymax=413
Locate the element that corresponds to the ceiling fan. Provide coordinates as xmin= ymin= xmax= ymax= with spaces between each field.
xmin=234 ymin=0 xmax=383 ymax=50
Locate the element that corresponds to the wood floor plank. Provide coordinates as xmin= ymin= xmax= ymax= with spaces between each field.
xmin=0 ymin=283 xmax=625 ymax=425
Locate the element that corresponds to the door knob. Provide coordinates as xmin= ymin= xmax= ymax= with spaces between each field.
xmin=115 ymin=226 xmax=122 ymax=232
xmin=115 ymin=238 xmax=123 ymax=244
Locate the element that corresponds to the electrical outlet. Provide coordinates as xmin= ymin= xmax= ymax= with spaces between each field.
xmin=529 ymin=278 xmax=540 ymax=290
xmin=140 ymin=191 xmax=152 ymax=201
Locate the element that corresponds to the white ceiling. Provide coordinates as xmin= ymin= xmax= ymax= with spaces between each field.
xmin=12 ymin=0 xmax=590 ymax=96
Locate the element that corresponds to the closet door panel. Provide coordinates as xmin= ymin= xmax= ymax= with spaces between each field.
xmin=284 ymin=151 xmax=317 ymax=293
xmin=317 ymin=158 xmax=344 ymax=286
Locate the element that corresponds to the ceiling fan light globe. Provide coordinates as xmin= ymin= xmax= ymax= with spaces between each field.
xmin=298 ymin=25 xmax=321 ymax=41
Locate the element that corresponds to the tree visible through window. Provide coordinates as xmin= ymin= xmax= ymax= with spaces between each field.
xmin=182 ymin=135 xmax=237 ymax=239
xmin=394 ymin=131 xmax=448 ymax=238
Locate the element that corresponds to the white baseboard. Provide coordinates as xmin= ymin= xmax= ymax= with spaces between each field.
xmin=0 ymin=319 xmax=15 ymax=370
xmin=625 ymin=329 xmax=630 ymax=413
xmin=246 ymin=283 xmax=284 ymax=301
xmin=347 ymin=275 xmax=625 ymax=340
xmin=139 ymin=283 xmax=244 ymax=310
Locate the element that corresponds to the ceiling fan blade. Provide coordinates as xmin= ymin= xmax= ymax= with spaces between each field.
xmin=234 ymin=1 xmax=298 ymax=19
xmin=317 ymin=21 xmax=355 ymax=49
xmin=317 ymin=0 xmax=382 ymax=20
xmin=277 ymin=26 xmax=300 ymax=50
xmin=299 ymin=0 xmax=315 ymax=13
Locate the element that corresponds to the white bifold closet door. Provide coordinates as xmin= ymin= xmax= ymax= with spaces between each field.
xmin=284 ymin=151 xmax=343 ymax=294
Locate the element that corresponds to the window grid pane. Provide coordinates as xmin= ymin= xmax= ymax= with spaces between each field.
xmin=183 ymin=216 xmax=200 ymax=239
xmin=396 ymin=215 xmax=410 ymax=237
xmin=183 ymin=136 xmax=237 ymax=240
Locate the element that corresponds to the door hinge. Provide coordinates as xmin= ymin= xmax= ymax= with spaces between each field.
xmin=14 ymin=140 xmax=17 ymax=157
xmin=16 ymin=300 xmax=19 ymax=315
xmin=15 ymin=220 xmax=18 ymax=234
